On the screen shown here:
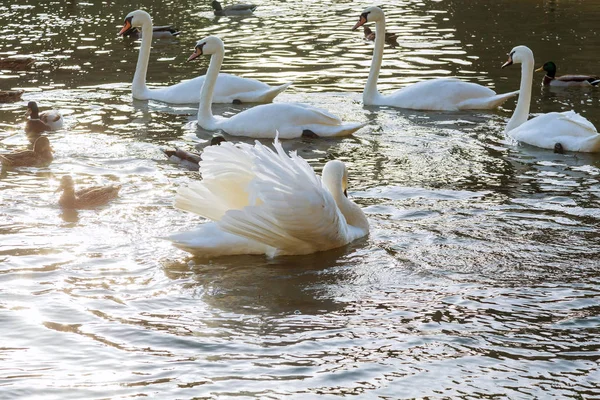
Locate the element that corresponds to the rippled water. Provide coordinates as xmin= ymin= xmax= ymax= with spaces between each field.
xmin=1 ymin=0 xmax=600 ymax=398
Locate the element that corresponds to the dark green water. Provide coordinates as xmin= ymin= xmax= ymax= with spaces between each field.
xmin=1 ymin=0 xmax=599 ymax=398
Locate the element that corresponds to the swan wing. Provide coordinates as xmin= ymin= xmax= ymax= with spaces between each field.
xmin=217 ymin=139 xmax=348 ymax=254
xmin=175 ymin=141 xmax=257 ymax=221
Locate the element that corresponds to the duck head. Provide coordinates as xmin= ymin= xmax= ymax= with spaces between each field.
xmin=118 ymin=10 xmax=152 ymax=36
xmin=32 ymin=135 xmax=52 ymax=155
xmin=352 ymin=6 xmax=384 ymax=31
xmin=187 ymin=36 xmax=224 ymax=61
xmin=26 ymin=101 xmax=40 ymax=119
xmin=501 ymin=45 xmax=534 ymax=68
xmin=57 ymin=175 xmax=74 ymax=193
xmin=535 ymin=61 xmax=556 ymax=77
xmin=211 ymin=1 xmax=223 ymax=11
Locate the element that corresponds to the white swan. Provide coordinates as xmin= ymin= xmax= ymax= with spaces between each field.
xmin=169 ymin=138 xmax=369 ymax=257
xmin=501 ymin=45 xmax=600 ymax=153
xmin=352 ymin=6 xmax=519 ymax=111
xmin=118 ymin=10 xmax=291 ymax=104
xmin=189 ymin=36 xmax=366 ymax=139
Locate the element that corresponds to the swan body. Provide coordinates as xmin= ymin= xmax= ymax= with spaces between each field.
xmin=502 ymin=45 xmax=600 ymax=153
xmin=119 ymin=10 xmax=291 ymax=104
xmin=536 ymin=61 xmax=600 ymax=87
xmin=169 ymin=138 xmax=369 ymax=257
xmin=353 ymin=6 xmax=519 ymax=110
xmin=190 ymin=36 xmax=366 ymax=138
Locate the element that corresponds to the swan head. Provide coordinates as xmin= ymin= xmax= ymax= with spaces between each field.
xmin=118 ymin=10 xmax=151 ymax=36
xmin=322 ymin=160 xmax=348 ymax=198
xmin=352 ymin=6 xmax=384 ymax=31
xmin=501 ymin=45 xmax=534 ymax=68
xmin=187 ymin=36 xmax=225 ymax=61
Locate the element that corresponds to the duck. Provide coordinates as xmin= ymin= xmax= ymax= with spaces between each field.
xmin=0 ymin=136 xmax=53 ymax=167
xmin=168 ymin=137 xmax=369 ymax=257
xmin=119 ymin=10 xmax=291 ymax=104
xmin=25 ymin=101 xmax=63 ymax=131
xmin=212 ymin=0 xmax=257 ymax=16
xmin=352 ymin=6 xmax=519 ymax=110
xmin=56 ymin=175 xmax=121 ymax=209
xmin=121 ymin=24 xmax=181 ymax=39
xmin=535 ymin=61 xmax=600 ymax=87
xmin=0 ymin=57 xmax=35 ymax=71
xmin=162 ymin=135 xmax=226 ymax=171
xmin=189 ymin=36 xmax=366 ymax=139
xmin=363 ymin=26 xmax=398 ymax=48
xmin=0 ymin=90 xmax=23 ymax=103
xmin=501 ymin=45 xmax=600 ymax=153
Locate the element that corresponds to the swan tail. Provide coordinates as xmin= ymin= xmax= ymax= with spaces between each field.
xmin=458 ymin=90 xmax=519 ymax=110
xmin=175 ymin=182 xmax=227 ymax=221
xmin=238 ymin=82 xmax=292 ymax=103
xmin=310 ymin=121 xmax=368 ymax=137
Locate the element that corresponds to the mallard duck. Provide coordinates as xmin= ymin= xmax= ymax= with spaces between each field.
xmin=212 ymin=0 xmax=257 ymax=16
xmin=0 ymin=57 xmax=35 ymax=71
xmin=57 ymin=175 xmax=121 ymax=209
xmin=363 ymin=26 xmax=398 ymax=48
xmin=0 ymin=90 xmax=23 ymax=103
xmin=162 ymin=136 xmax=226 ymax=171
xmin=0 ymin=136 xmax=53 ymax=167
xmin=25 ymin=101 xmax=63 ymax=134
xmin=122 ymin=25 xmax=181 ymax=39
xmin=536 ymin=61 xmax=600 ymax=87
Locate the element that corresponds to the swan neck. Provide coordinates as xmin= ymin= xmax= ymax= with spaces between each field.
xmin=364 ymin=18 xmax=385 ymax=103
xmin=197 ymin=50 xmax=223 ymax=125
xmin=506 ymin=58 xmax=534 ymax=132
xmin=132 ymin=21 xmax=153 ymax=97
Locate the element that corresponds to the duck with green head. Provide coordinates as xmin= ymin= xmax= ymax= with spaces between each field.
xmin=536 ymin=61 xmax=600 ymax=87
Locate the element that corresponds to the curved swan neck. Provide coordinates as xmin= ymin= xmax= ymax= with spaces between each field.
xmin=197 ymin=48 xmax=224 ymax=126
xmin=506 ymin=56 xmax=534 ymax=132
xmin=364 ymin=17 xmax=385 ymax=104
xmin=132 ymin=19 xmax=153 ymax=97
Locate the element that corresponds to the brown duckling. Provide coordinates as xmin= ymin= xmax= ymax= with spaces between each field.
xmin=363 ymin=26 xmax=399 ymax=48
xmin=162 ymin=136 xmax=226 ymax=171
xmin=57 ymin=175 xmax=121 ymax=209
xmin=0 ymin=57 xmax=35 ymax=71
xmin=0 ymin=136 xmax=53 ymax=168
xmin=0 ymin=90 xmax=24 ymax=103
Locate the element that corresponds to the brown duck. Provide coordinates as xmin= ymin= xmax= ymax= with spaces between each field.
xmin=162 ymin=136 xmax=226 ymax=171
xmin=0 ymin=136 xmax=53 ymax=167
xmin=0 ymin=57 xmax=35 ymax=71
xmin=57 ymin=175 xmax=121 ymax=209
xmin=0 ymin=90 xmax=23 ymax=103
xmin=363 ymin=26 xmax=399 ymax=48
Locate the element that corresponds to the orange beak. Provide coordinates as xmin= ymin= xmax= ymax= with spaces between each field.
xmin=501 ymin=56 xmax=513 ymax=69
xmin=352 ymin=15 xmax=368 ymax=31
xmin=187 ymin=48 xmax=202 ymax=62
xmin=118 ymin=20 xmax=132 ymax=36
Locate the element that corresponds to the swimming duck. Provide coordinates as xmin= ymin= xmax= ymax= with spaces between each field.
xmin=0 ymin=57 xmax=35 ymax=71
xmin=57 ymin=175 xmax=121 ymax=209
xmin=212 ymin=0 xmax=257 ymax=16
xmin=363 ymin=26 xmax=398 ymax=48
xmin=163 ymin=136 xmax=226 ymax=171
xmin=502 ymin=46 xmax=600 ymax=153
xmin=121 ymin=25 xmax=181 ymax=39
xmin=536 ymin=61 xmax=600 ymax=87
xmin=0 ymin=90 xmax=23 ymax=103
xmin=25 ymin=101 xmax=63 ymax=132
xmin=169 ymin=138 xmax=369 ymax=257
xmin=0 ymin=136 xmax=53 ymax=167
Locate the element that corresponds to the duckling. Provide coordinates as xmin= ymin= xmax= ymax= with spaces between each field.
xmin=122 ymin=25 xmax=181 ymax=39
xmin=162 ymin=136 xmax=226 ymax=171
xmin=25 ymin=101 xmax=63 ymax=142
xmin=0 ymin=57 xmax=35 ymax=71
xmin=536 ymin=61 xmax=600 ymax=87
xmin=0 ymin=90 xmax=23 ymax=103
xmin=57 ymin=175 xmax=121 ymax=209
xmin=0 ymin=136 xmax=53 ymax=167
xmin=363 ymin=26 xmax=399 ymax=48
xmin=212 ymin=0 xmax=257 ymax=16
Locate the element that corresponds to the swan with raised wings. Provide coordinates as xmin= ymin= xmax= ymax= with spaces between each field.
xmin=352 ymin=6 xmax=519 ymax=110
xmin=188 ymin=36 xmax=366 ymax=138
xmin=501 ymin=45 xmax=600 ymax=153
xmin=118 ymin=10 xmax=291 ymax=104
xmin=169 ymin=138 xmax=369 ymax=257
